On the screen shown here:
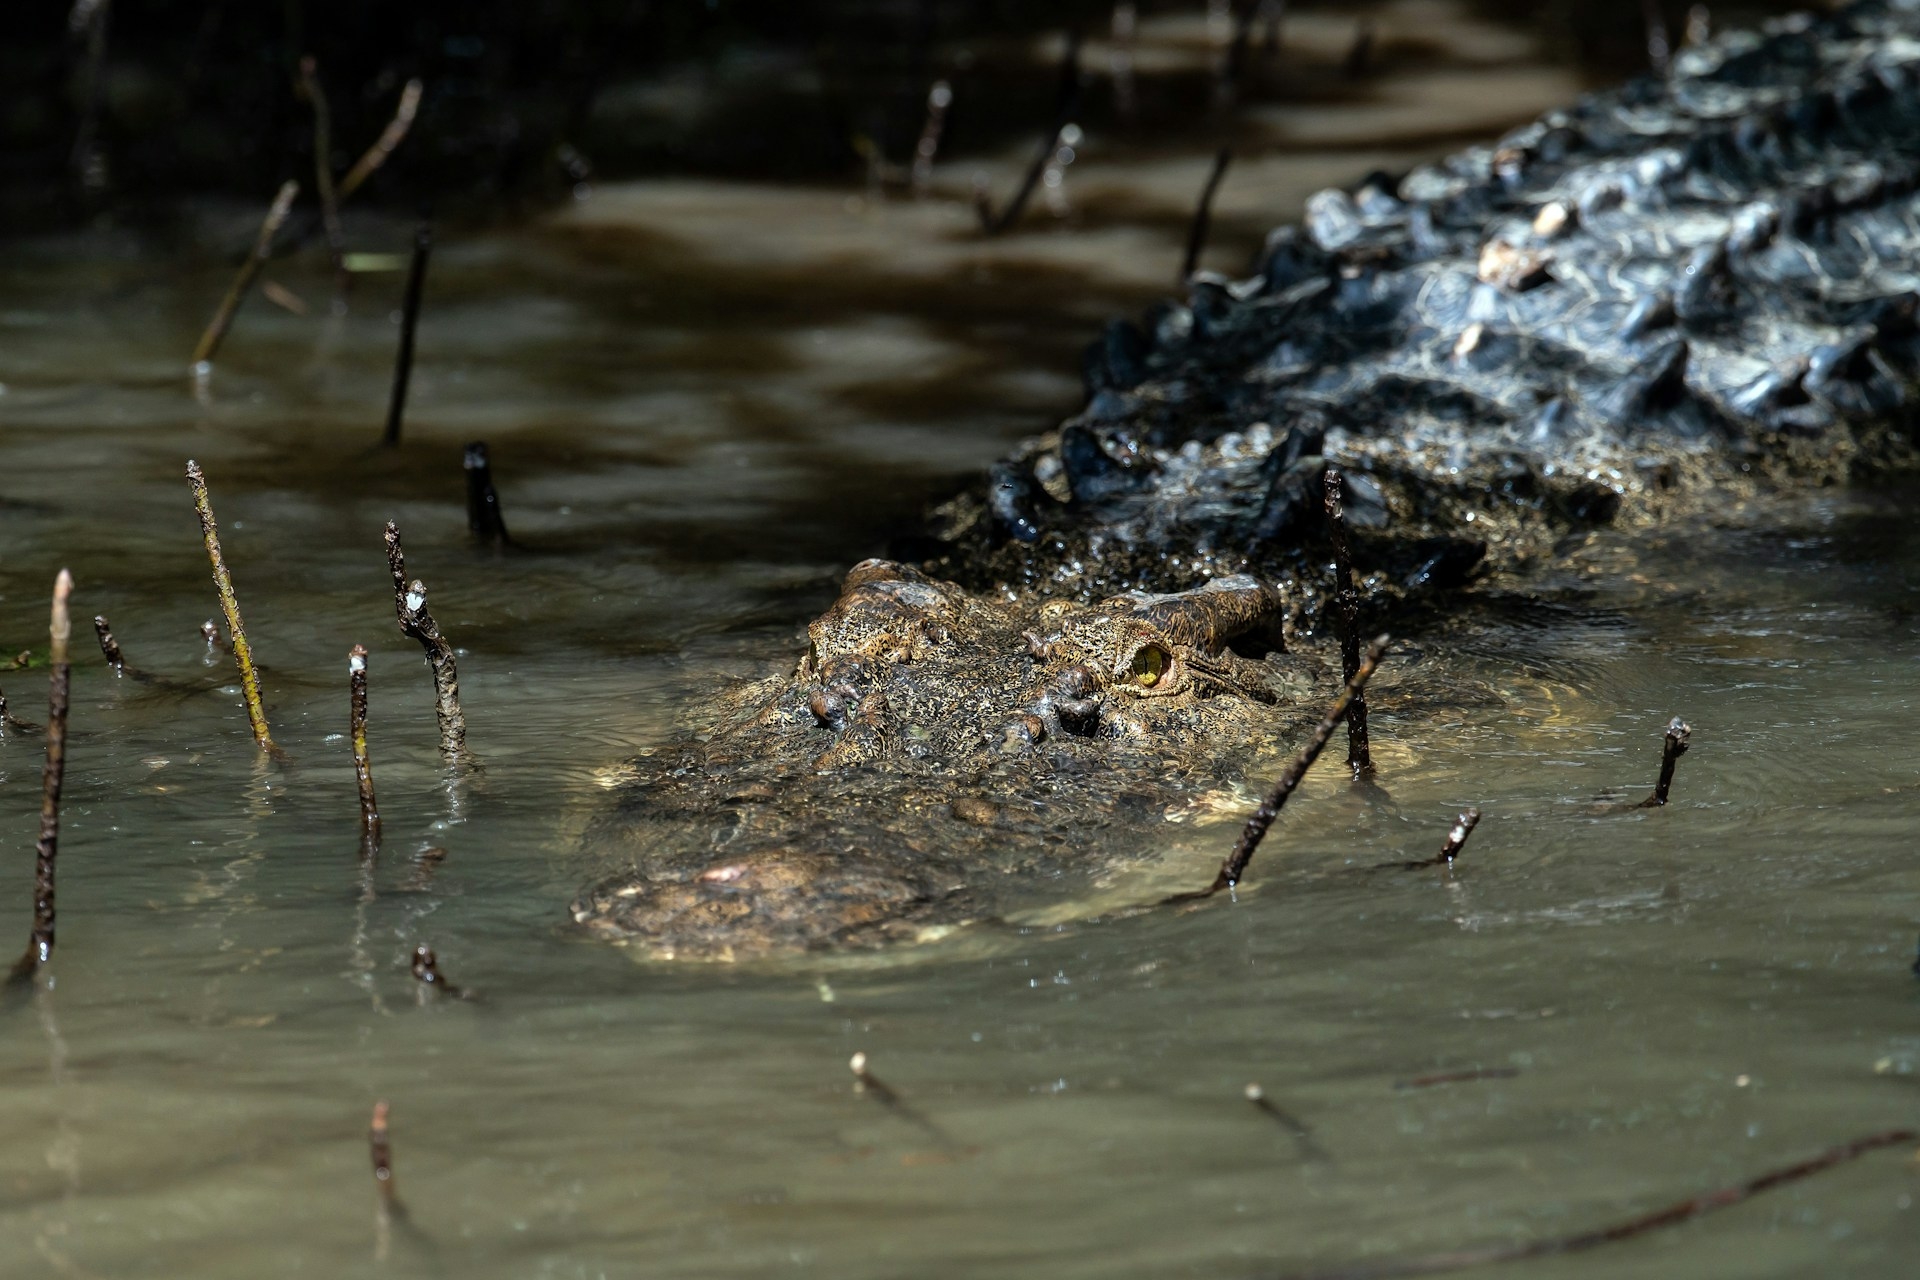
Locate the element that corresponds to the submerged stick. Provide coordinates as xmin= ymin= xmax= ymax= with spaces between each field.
xmin=978 ymin=30 xmax=1082 ymax=235
xmin=1641 ymin=0 xmax=1672 ymax=73
xmin=349 ymin=645 xmax=381 ymax=852
xmin=1637 ymin=717 xmax=1691 ymax=807
xmin=1324 ymin=470 xmax=1373 ymax=778
xmin=339 ymin=79 xmax=425 ymax=201
xmin=1342 ymin=18 xmax=1374 ymax=79
xmin=191 ymin=179 xmax=300 ymax=369
xmin=911 ymin=80 xmax=953 ymax=196
xmin=1216 ymin=0 xmax=1257 ymax=106
xmin=850 ymin=1052 xmax=955 ymax=1148
xmin=410 ymin=944 xmax=468 ymax=999
xmin=1244 ymin=1083 xmax=1330 ymax=1160
xmin=0 ymin=684 xmax=41 ymax=736
xmin=369 ymin=1100 xmax=402 ymax=1210
xmin=463 ymin=442 xmax=509 ymax=548
xmin=1109 ymin=3 xmax=1138 ymax=122
xmin=1394 ymin=1066 xmax=1519 ymax=1091
xmin=10 ymin=571 xmax=73 ymax=983
xmin=1272 ymin=1128 xmax=1918 ymax=1280
xmin=298 ymin=58 xmax=347 ymax=285
xmin=1400 ymin=809 xmax=1480 ymax=870
xmin=92 ymin=614 xmax=127 ymax=675
xmin=382 ymin=221 xmax=433 ymax=447
xmin=1181 ymin=148 xmax=1233 ymax=285
xmin=1171 ymin=637 xmax=1389 ymax=903
xmin=187 ymin=461 xmax=275 ymax=751
xmin=384 ymin=522 xmax=470 ymax=763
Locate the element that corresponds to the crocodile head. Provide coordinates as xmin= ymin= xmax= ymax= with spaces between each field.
xmin=570 ymin=559 xmax=1314 ymax=960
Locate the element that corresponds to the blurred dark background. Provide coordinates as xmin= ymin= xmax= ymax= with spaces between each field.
xmin=5 ymin=0 xmax=1806 ymax=231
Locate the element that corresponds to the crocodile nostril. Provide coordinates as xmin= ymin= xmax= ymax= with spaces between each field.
xmin=1054 ymin=663 xmax=1096 ymax=699
xmin=809 ymin=688 xmax=847 ymax=729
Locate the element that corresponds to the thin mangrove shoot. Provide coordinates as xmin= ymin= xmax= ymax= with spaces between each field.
xmin=10 ymin=570 xmax=74 ymax=983
xmin=187 ymin=461 xmax=276 ymax=752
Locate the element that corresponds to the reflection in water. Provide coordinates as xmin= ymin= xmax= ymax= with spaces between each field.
xmin=1 ymin=3 xmax=1919 ymax=1277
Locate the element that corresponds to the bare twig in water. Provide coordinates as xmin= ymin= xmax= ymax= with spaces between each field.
xmin=1245 ymin=1083 xmax=1331 ymax=1161
xmin=1394 ymin=1066 xmax=1519 ymax=1091
xmin=410 ymin=944 xmax=468 ymax=999
xmin=297 ymin=57 xmax=348 ymax=288
xmin=1269 ymin=1128 xmax=1918 ymax=1280
xmin=1641 ymin=0 xmax=1672 ymax=73
xmin=1169 ymin=636 xmax=1389 ymax=903
xmin=850 ymin=1052 xmax=958 ymax=1149
xmin=977 ymin=31 xmax=1082 ymax=235
xmin=1109 ymin=3 xmax=1138 ymax=122
xmin=383 ymin=220 xmax=433 ymax=447
xmin=464 ymin=442 xmax=509 ymax=548
xmin=1399 ymin=809 xmax=1480 ymax=870
xmin=369 ymin=1100 xmax=403 ymax=1213
xmin=1637 ymin=717 xmax=1690 ymax=808
xmin=339 ymin=79 xmax=424 ymax=201
xmin=1684 ymin=4 xmax=1710 ymax=47
xmin=1323 ymin=471 xmax=1373 ymax=778
xmin=187 ymin=462 xmax=276 ymax=752
xmin=92 ymin=614 xmax=127 ymax=675
xmin=911 ymin=81 xmax=953 ymax=196
xmin=69 ymin=0 xmax=111 ymax=197
xmin=384 ymin=523 xmax=471 ymax=764
xmin=1342 ymin=19 xmax=1374 ymax=79
xmin=10 ymin=571 xmax=73 ymax=984
xmin=191 ymin=180 xmax=300 ymax=370
xmin=260 ymin=280 xmax=309 ymax=315
xmin=349 ymin=645 xmax=381 ymax=854
xmin=0 ymin=683 xmax=42 ymax=736
xmin=1216 ymin=0 xmax=1257 ymax=107
xmin=1181 ymin=148 xmax=1233 ymax=285
xmin=1261 ymin=0 xmax=1287 ymax=57
xmin=407 ymin=846 xmax=449 ymax=893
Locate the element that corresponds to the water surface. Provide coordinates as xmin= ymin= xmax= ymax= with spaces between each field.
xmin=2 ymin=6 xmax=1918 ymax=1277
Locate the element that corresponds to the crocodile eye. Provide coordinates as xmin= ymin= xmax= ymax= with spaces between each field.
xmin=1130 ymin=644 xmax=1169 ymax=688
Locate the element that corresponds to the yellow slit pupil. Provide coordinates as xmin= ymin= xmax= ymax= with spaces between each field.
xmin=1132 ymin=646 xmax=1167 ymax=687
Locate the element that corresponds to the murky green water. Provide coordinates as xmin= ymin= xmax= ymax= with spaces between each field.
xmin=4 ymin=6 xmax=1919 ymax=1277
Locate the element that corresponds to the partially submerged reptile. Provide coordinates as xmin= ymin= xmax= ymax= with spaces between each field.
xmin=575 ymin=1 xmax=1920 ymax=958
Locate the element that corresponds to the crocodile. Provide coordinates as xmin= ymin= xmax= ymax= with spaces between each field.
xmin=574 ymin=1 xmax=1920 ymax=958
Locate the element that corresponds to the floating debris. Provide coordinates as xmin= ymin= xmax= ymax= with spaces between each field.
xmin=186 ymin=461 xmax=276 ymax=752
xmin=9 ymin=571 xmax=73 ymax=984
